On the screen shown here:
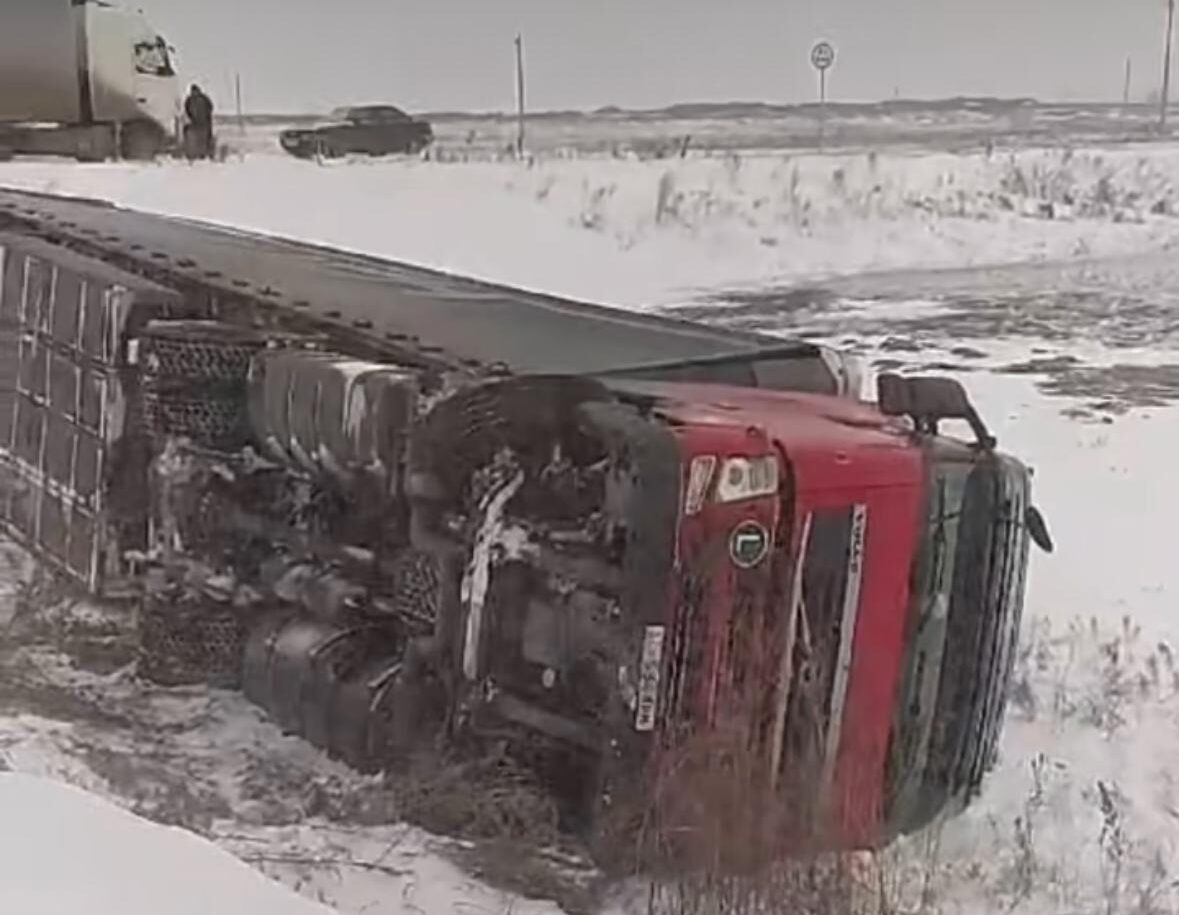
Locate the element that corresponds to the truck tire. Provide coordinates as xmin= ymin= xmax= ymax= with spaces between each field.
xmin=73 ymin=138 xmax=108 ymax=163
xmin=121 ymin=121 xmax=164 ymax=161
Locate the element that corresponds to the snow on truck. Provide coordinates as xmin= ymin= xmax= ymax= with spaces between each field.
xmin=0 ymin=190 xmax=1052 ymax=869
xmin=0 ymin=0 xmax=180 ymax=161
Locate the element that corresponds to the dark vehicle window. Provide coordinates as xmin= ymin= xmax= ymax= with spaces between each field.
xmin=134 ymin=38 xmax=175 ymax=78
xmin=347 ymin=107 xmax=411 ymax=125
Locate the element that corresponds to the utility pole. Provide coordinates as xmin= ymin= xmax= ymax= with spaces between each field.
xmin=1162 ymin=0 xmax=1175 ymax=131
xmin=514 ymin=34 xmax=526 ymax=157
xmin=1124 ymin=56 xmax=1133 ymax=105
xmin=234 ymin=72 xmax=245 ymax=135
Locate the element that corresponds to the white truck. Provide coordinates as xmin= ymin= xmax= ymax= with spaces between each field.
xmin=0 ymin=0 xmax=181 ymax=161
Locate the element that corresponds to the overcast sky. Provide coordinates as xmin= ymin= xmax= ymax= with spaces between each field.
xmin=134 ymin=0 xmax=1174 ymax=114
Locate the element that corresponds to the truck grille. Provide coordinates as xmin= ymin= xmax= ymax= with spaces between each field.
xmin=662 ymin=573 xmax=707 ymax=731
xmin=774 ymin=507 xmax=859 ymax=786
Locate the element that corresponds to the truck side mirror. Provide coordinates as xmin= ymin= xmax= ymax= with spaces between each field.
xmin=877 ymin=373 xmax=997 ymax=450
xmin=1026 ymin=505 xmax=1054 ymax=553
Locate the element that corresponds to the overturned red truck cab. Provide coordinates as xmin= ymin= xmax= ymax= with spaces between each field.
xmin=0 ymin=228 xmax=1051 ymax=868
xmin=406 ymin=372 xmax=1050 ymax=863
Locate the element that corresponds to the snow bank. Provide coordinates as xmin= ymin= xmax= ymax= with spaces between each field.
xmin=885 ymin=613 xmax=1179 ymax=915
xmin=3 ymin=143 xmax=1179 ymax=308
xmin=213 ymin=822 xmax=577 ymax=915
xmin=891 ymin=369 xmax=1179 ymax=639
xmin=0 ymin=773 xmax=336 ymax=914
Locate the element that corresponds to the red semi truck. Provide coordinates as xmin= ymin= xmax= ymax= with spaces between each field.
xmin=0 ymin=203 xmax=1051 ymax=868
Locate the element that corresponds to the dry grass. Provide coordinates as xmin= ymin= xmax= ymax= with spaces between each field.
xmin=619 ymin=719 xmax=880 ymax=915
xmin=579 ymin=600 xmax=885 ymax=915
xmin=386 ymin=749 xmax=562 ymax=846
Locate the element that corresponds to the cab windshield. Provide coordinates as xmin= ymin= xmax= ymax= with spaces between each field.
xmin=134 ymin=37 xmax=175 ymax=77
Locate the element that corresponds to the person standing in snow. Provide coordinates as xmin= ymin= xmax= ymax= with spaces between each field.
xmin=184 ymin=85 xmax=215 ymax=160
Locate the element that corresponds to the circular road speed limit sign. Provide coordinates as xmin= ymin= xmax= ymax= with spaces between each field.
xmin=811 ymin=41 xmax=836 ymax=72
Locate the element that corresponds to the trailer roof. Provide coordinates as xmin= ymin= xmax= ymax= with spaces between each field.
xmin=0 ymin=188 xmax=830 ymax=381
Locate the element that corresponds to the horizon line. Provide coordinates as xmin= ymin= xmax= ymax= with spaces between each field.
xmin=221 ymin=94 xmax=1176 ymax=122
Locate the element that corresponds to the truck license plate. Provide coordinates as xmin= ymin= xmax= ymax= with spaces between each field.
xmin=635 ymin=625 xmax=666 ymax=732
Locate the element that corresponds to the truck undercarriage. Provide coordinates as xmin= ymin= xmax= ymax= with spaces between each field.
xmin=0 ymin=189 xmax=1048 ymax=874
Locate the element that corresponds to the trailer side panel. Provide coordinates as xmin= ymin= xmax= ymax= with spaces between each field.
xmin=0 ymin=0 xmax=84 ymax=124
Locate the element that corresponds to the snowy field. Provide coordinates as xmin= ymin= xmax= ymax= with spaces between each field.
xmin=2 ymin=129 xmax=1179 ymax=914
xmin=4 ymin=140 xmax=1179 ymax=308
xmin=227 ymin=99 xmax=1176 ymax=157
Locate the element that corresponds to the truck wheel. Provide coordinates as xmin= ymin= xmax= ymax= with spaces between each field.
xmin=580 ymin=755 xmax=650 ymax=877
xmin=74 ymin=145 xmax=106 ymax=164
xmin=121 ymin=121 xmax=164 ymax=161
xmin=316 ymin=139 xmax=343 ymax=160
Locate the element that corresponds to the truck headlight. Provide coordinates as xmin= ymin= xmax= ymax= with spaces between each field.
xmin=715 ymin=455 xmax=779 ymax=503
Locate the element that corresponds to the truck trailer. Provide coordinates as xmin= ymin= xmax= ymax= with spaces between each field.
xmin=0 ymin=190 xmax=1052 ymax=871
xmin=0 ymin=0 xmax=180 ymax=161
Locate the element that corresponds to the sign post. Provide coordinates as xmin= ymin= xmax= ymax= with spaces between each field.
xmin=515 ymin=34 xmax=526 ymax=157
xmin=811 ymin=40 xmax=836 ymax=149
xmin=235 ymin=73 xmax=245 ymax=136
xmin=1163 ymin=0 xmax=1175 ymax=131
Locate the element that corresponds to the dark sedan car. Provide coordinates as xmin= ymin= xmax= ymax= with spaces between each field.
xmin=279 ymin=105 xmax=434 ymax=159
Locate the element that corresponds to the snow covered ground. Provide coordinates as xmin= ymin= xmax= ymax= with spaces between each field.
xmin=1 ymin=142 xmax=1179 ymax=308
xmin=1 ymin=138 xmax=1179 ymax=914
xmin=229 ymin=101 xmax=1172 ymax=158
xmin=0 ymin=772 xmax=335 ymax=914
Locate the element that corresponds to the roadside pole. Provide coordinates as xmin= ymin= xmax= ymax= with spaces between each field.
xmin=514 ymin=34 xmax=526 ymax=157
xmin=1163 ymin=0 xmax=1175 ymax=131
xmin=1124 ymin=56 xmax=1133 ymax=105
xmin=811 ymin=40 xmax=836 ymax=150
xmin=234 ymin=73 xmax=245 ymax=136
